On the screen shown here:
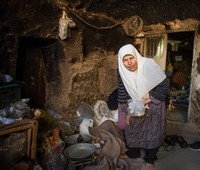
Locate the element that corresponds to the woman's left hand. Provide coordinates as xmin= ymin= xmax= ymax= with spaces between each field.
xmin=143 ymin=98 xmax=151 ymax=106
xmin=125 ymin=112 xmax=131 ymax=125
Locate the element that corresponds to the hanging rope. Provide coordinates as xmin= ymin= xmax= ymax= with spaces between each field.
xmin=64 ymin=6 xmax=144 ymax=36
xmin=50 ymin=0 xmax=143 ymax=34
xmin=64 ymin=6 xmax=122 ymax=30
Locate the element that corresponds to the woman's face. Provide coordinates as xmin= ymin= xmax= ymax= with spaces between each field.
xmin=123 ymin=54 xmax=138 ymax=71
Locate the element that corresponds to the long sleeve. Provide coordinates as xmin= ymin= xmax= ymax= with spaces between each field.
xmin=117 ymin=69 xmax=131 ymax=103
xmin=150 ymin=78 xmax=170 ymax=101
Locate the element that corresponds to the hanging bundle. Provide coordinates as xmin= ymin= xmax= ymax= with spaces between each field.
xmin=58 ymin=10 xmax=76 ymax=40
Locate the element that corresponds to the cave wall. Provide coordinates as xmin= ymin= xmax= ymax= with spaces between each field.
xmin=1 ymin=0 xmax=200 ymax=136
xmin=44 ymin=38 xmax=118 ymax=119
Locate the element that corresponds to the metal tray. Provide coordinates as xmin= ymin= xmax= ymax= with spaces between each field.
xmin=64 ymin=143 xmax=97 ymax=161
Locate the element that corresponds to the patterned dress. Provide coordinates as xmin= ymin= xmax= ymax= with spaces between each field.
xmin=125 ymin=96 xmax=167 ymax=149
xmin=117 ymin=68 xmax=170 ymax=149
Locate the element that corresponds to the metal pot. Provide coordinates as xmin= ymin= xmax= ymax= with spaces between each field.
xmin=76 ymin=103 xmax=95 ymax=117
xmin=64 ymin=143 xmax=97 ymax=161
xmin=64 ymin=134 xmax=92 ymax=146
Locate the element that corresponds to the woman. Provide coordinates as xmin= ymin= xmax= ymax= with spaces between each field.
xmin=117 ymin=44 xmax=170 ymax=169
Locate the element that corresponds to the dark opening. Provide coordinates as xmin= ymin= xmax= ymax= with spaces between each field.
xmin=166 ymin=31 xmax=194 ymax=123
xmin=16 ymin=37 xmax=57 ymax=108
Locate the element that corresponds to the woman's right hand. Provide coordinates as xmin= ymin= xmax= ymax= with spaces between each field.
xmin=125 ymin=112 xmax=131 ymax=125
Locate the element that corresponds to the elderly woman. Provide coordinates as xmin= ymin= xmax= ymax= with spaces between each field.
xmin=117 ymin=44 xmax=170 ymax=170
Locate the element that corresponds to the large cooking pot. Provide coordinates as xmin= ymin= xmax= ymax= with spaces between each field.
xmin=64 ymin=143 xmax=97 ymax=161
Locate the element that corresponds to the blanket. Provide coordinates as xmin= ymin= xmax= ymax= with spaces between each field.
xmin=82 ymin=120 xmax=145 ymax=170
xmin=84 ymin=125 xmax=128 ymax=170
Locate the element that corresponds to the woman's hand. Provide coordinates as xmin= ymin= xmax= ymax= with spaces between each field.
xmin=125 ymin=112 xmax=131 ymax=125
xmin=143 ymin=98 xmax=151 ymax=105
xmin=143 ymin=98 xmax=151 ymax=107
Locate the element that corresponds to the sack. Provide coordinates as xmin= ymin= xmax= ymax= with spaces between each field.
xmin=127 ymin=99 xmax=145 ymax=117
xmin=0 ymin=133 xmax=27 ymax=170
xmin=68 ymin=19 xmax=76 ymax=28
xmin=58 ymin=11 xmax=76 ymax=40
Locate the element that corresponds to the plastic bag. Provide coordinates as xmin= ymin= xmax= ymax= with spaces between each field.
xmin=0 ymin=133 xmax=27 ymax=170
xmin=127 ymin=99 xmax=145 ymax=117
xmin=0 ymin=100 xmax=33 ymax=119
xmin=41 ymin=141 xmax=67 ymax=170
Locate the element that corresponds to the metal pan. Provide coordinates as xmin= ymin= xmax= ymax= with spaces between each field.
xmin=64 ymin=143 xmax=97 ymax=161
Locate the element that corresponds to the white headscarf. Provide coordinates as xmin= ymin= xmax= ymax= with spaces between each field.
xmin=118 ymin=44 xmax=166 ymax=100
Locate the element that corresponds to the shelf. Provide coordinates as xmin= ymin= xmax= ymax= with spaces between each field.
xmin=0 ymin=119 xmax=38 ymax=159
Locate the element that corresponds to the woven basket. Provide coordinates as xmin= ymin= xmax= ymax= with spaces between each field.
xmin=123 ymin=16 xmax=143 ymax=37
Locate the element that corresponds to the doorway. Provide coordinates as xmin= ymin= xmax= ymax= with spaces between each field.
xmin=166 ymin=31 xmax=194 ymax=122
xmin=16 ymin=38 xmax=47 ymax=108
